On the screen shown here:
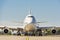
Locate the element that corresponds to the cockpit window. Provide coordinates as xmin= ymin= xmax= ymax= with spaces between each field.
xmin=28 ymin=16 xmax=33 ymax=17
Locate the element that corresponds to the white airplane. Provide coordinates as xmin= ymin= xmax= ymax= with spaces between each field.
xmin=0 ymin=10 xmax=57 ymax=35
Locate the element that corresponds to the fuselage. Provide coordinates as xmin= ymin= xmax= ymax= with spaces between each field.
xmin=23 ymin=14 xmax=38 ymax=31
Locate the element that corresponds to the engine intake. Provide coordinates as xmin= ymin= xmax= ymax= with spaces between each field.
xmin=4 ymin=29 xmax=9 ymax=33
xmin=52 ymin=29 xmax=56 ymax=34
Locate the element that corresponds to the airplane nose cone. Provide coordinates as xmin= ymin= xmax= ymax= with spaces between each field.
xmin=24 ymin=23 xmax=36 ymax=32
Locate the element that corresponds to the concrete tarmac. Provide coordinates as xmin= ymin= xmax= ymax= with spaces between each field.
xmin=0 ymin=35 xmax=60 ymax=40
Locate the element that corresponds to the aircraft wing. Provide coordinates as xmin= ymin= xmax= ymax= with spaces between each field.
xmin=12 ymin=21 xmax=23 ymax=24
xmin=0 ymin=26 xmax=23 ymax=31
xmin=37 ymin=21 xmax=47 ymax=23
xmin=9 ymin=27 xmax=23 ymax=31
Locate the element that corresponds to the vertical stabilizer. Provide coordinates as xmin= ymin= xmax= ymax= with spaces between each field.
xmin=29 ymin=9 xmax=32 ymax=15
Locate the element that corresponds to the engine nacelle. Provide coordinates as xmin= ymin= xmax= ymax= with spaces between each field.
xmin=51 ymin=29 xmax=56 ymax=34
xmin=4 ymin=29 xmax=9 ymax=33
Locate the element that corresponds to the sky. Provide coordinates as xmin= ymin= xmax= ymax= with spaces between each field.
xmin=0 ymin=0 xmax=60 ymax=27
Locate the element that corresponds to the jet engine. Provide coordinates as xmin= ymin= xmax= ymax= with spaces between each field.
xmin=4 ymin=29 xmax=9 ymax=33
xmin=51 ymin=29 xmax=56 ymax=34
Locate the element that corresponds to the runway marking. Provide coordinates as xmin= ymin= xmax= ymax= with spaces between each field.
xmin=26 ymin=37 xmax=29 ymax=40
